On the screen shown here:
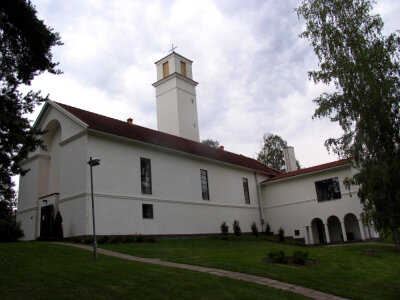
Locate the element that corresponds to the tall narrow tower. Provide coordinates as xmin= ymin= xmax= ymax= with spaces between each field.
xmin=152 ymin=52 xmax=200 ymax=142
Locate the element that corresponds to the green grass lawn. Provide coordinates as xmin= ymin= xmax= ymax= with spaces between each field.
xmin=0 ymin=242 xmax=307 ymax=300
xmin=100 ymin=236 xmax=400 ymax=300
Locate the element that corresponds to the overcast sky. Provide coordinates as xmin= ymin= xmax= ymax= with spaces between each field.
xmin=28 ymin=0 xmax=400 ymax=168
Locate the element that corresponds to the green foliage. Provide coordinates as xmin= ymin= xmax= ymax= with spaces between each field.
xmin=267 ymin=251 xmax=286 ymax=263
xmin=278 ymin=227 xmax=285 ymax=243
xmin=265 ymin=223 xmax=272 ymax=235
xmin=296 ymin=0 xmax=400 ymax=250
xmin=233 ymin=220 xmax=241 ymax=236
xmin=0 ymin=0 xmax=62 ymax=202
xmin=292 ymin=250 xmax=309 ymax=265
xmin=257 ymin=133 xmax=301 ymax=171
xmin=122 ymin=235 xmax=135 ymax=243
xmin=136 ymin=234 xmax=144 ymax=243
xmin=53 ymin=211 xmax=63 ymax=239
xmin=0 ymin=201 xmax=23 ymax=242
xmin=220 ymin=221 xmax=229 ymax=235
xmin=251 ymin=222 xmax=259 ymax=237
xmin=201 ymin=139 xmax=220 ymax=148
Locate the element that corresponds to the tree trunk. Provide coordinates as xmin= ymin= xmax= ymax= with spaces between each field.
xmin=393 ymin=228 xmax=400 ymax=251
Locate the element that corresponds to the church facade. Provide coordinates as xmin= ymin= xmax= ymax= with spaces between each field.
xmin=17 ymin=52 xmax=377 ymax=243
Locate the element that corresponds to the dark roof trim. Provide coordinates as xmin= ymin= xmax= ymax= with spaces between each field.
xmin=261 ymin=158 xmax=353 ymax=184
xmin=53 ymin=102 xmax=279 ymax=175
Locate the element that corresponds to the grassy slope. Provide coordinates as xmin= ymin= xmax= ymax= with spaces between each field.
xmin=0 ymin=242 xmax=306 ymax=300
xmin=101 ymin=236 xmax=400 ymax=300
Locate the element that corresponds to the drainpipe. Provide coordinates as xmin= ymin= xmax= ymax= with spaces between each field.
xmin=255 ymin=172 xmax=265 ymax=232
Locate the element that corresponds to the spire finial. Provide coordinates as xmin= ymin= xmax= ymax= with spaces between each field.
xmin=169 ymin=43 xmax=177 ymax=53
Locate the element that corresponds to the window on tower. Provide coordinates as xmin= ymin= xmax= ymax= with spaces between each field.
xmin=163 ymin=62 xmax=169 ymax=78
xmin=180 ymin=61 xmax=186 ymax=76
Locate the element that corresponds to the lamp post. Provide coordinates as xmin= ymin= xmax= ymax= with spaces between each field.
xmin=88 ymin=157 xmax=100 ymax=261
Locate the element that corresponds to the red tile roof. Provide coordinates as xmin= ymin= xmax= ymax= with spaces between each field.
xmin=261 ymin=158 xmax=353 ymax=183
xmin=54 ymin=102 xmax=279 ymax=175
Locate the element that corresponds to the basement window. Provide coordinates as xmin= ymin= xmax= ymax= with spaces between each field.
xmin=315 ymin=177 xmax=341 ymax=202
xmin=142 ymin=204 xmax=153 ymax=219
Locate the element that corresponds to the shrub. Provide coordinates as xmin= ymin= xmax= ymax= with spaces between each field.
xmin=293 ymin=250 xmax=308 ymax=265
xmin=135 ymin=234 xmax=144 ymax=243
xmin=233 ymin=220 xmax=241 ymax=236
xmin=83 ymin=237 xmax=92 ymax=244
xmin=109 ymin=236 xmax=121 ymax=244
xmin=220 ymin=221 xmax=229 ymax=235
xmin=251 ymin=222 xmax=258 ymax=237
xmin=265 ymin=223 xmax=272 ymax=235
xmin=53 ymin=211 xmax=63 ymax=239
xmin=147 ymin=237 xmax=156 ymax=243
xmin=278 ymin=227 xmax=285 ymax=243
xmin=267 ymin=251 xmax=286 ymax=263
xmin=123 ymin=235 xmax=135 ymax=243
xmin=97 ymin=236 xmax=109 ymax=244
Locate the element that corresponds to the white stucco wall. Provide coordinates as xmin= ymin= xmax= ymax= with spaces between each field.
xmin=85 ymin=132 xmax=262 ymax=235
xmin=17 ymin=104 xmax=88 ymax=240
xmin=261 ymin=165 xmax=367 ymax=243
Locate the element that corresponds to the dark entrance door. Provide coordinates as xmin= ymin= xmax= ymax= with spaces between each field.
xmin=316 ymin=219 xmax=325 ymax=244
xmin=40 ymin=204 xmax=54 ymax=239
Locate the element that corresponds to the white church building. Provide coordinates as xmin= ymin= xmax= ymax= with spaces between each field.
xmin=17 ymin=52 xmax=377 ymax=244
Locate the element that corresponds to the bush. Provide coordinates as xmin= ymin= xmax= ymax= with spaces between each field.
xmin=109 ymin=236 xmax=122 ymax=244
xmin=121 ymin=235 xmax=133 ymax=243
xmin=0 ymin=201 xmax=24 ymax=242
xmin=265 ymin=223 xmax=272 ymax=235
xmin=251 ymin=222 xmax=258 ymax=237
xmin=233 ymin=220 xmax=241 ymax=236
xmin=146 ymin=237 xmax=156 ymax=243
xmin=293 ymin=250 xmax=309 ymax=265
xmin=53 ymin=211 xmax=63 ymax=239
xmin=135 ymin=234 xmax=144 ymax=243
xmin=220 ymin=221 xmax=229 ymax=235
xmin=83 ymin=237 xmax=93 ymax=244
xmin=278 ymin=227 xmax=285 ymax=243
xmin=97 ymin=236 xmax=109 ymax=244
xmin=267 ymin=251 xmax=286 ymax=263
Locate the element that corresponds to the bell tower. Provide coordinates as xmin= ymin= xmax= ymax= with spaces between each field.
xmin=152 ymin=52 xmax=200 ymax=142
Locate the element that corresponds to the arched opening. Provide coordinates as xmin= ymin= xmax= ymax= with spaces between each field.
xmin=311 ymin=218 xmax=326 ymax=244
xmin=327 ymin=215 xmax=342 ymax=243
xmin=344 ymin=213 xmax=362 ymax=241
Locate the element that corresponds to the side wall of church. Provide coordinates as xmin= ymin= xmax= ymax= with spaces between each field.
xmin=84 ymin=132 xmax=262 ymax=236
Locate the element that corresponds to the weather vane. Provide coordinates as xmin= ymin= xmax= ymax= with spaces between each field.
xmin=169 ymin=43 xmax=177 ymax=53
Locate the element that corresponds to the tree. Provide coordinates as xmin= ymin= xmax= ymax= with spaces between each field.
xmin=201 ymin=139 xmax=220 ymax=148
xmin=0 ymin=201 xmax=23 ymax=242
xmin=257 ymin=133 xmax=301 ymax=172
xmin=296 ymin=0 xmax=400 ymax=249
xmin=0 ymin=0 xmax=62 ymax=203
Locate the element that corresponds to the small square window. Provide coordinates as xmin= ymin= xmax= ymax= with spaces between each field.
xmin=294 ymin=230 xmax=300 ymax=236
xmin=142 ymin=204 xmax=153 ymax=219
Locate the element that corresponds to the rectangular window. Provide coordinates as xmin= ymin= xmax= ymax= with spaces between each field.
xmin=315 ymin=177 xmax=341 ymax=202
xmin=141 ymin=158 xmax=152 ymax=195
xmin=163 ymin=61 xmax=169 ymax=78
xmin=200 ymin=169 xmax=209 ymax=200
xmin=294 ymin=230 xmax=300 ymax=236
xmin=243 ymin=178 xmax=250 ymax=204
xmin=180 ymin=61 xmax=186 ymax=76
xmin=142 ymin=204 xmax=153 ymax=219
